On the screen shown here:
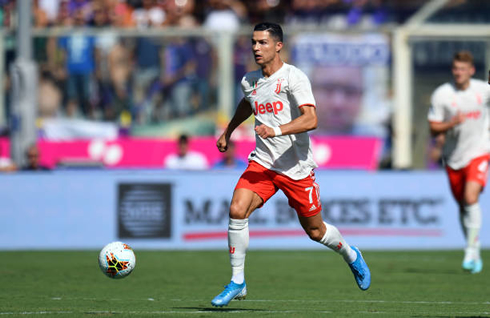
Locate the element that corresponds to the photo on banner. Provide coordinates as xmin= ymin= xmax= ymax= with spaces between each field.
xmin=290 ymin=33 xmax=392 ymax=138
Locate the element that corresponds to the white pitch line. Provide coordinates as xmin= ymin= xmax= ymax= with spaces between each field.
xmin=0 ymin=312 xmax=73 ymax=315
xmin=1 ymin=311 xmax=490 ymax=316
xmin=49 ymin=297 xmax=490 ymax=305
xmin=0 ymin=310 xmax=333 ymax=315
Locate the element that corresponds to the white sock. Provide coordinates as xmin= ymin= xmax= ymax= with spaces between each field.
xmin=462 ymin=203 xmax=482 ymax=261
xmin=228 ymin=218 xmax=249 ymax=284
xmin=319 ymin=222 xmax=357 ymax=264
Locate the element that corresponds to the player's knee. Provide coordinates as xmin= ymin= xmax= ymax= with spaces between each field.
xmin=464 ymin=193 xmax=479 ymax=205
xmin=229 ymin=201 xmax=248 ymax=219
xmin=305 ymin=227 xmax=323 ymax=242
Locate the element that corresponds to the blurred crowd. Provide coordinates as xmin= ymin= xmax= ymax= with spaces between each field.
xmin=0 ymin=0 xmax=405 ymax=126
xmin=4 ymin=0 xmax=404 ymax=30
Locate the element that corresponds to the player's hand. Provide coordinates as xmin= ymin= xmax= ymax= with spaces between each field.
xmin=255 ymin=124 xmax=275 ymax=139
xmin=216 ymin=134 xmax=229 ymax=152
xmin=451 ymin=111 xmax=466 ymax=126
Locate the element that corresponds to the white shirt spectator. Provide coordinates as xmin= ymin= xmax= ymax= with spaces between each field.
xmin=203 ymin=10 xmax=240 ymax=32
xmin=132 ymin=6 xmax=166 ymax=28
xmin=164 ymin=152 xmax=209 ymax=170
xmin=39 ymin=0 xmax=61 ymax=23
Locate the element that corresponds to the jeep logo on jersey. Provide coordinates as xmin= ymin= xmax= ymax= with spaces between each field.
xmin=254 ymin=101 xmax=284 ymax=115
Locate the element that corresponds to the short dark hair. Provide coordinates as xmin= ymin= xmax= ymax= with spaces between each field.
xmin=178 ymin=134 xmax=189 ymax=144
xmin=254 ymin=22 xmax=283 ymax=42
xmin=453 ymin=51 xmax=474 ymax=66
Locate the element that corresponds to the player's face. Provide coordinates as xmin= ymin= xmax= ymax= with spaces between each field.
xmin=452 ymin=60 xmax=475 ymax=87
xmin=178 ymin=141 xmax=188 ymax=157
xmin=251 ymin=31 xmax=282 ymax=66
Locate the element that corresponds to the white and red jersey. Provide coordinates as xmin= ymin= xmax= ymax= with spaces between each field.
xmin=428 ymin=79 xmax=490 ymax=169
xmin=241 ymin=63 xmax=318 ymax=180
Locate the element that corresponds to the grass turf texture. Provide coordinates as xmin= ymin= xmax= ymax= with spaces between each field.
xmin=1 ymin=250 xmax=489 ymax=317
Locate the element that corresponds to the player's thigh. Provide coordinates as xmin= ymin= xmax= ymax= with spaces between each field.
xmin=233 ymin=161 xmax=277 ymax=218
xmin=464 ymin=154 xmax=490 ymax=204
xmin=277 ymin=171 xmax=322 ymax=218
xmin=446 ymin=167 xmax=464 ymax=203
xmin=229 ymin=188 xmax=264 ymax=219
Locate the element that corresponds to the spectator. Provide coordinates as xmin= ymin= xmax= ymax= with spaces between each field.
xmin=22 ymin=144 xmax=51 ymax=171
xmin=57 ymin=8 xmax=97 ymax=118
xmin=67 ymin=0 xmax=92 ymax=23
xmin=246 ymin=0 xmax=287 ymax=25
xmin=54 ymin=0 xmax=73 ymax=26
xmin=190 ymin=38 xmax=215 ymax=112
xmin=164 ymin=134 xmax=209 ymax=170
xmin=132 ymin=0 xmax=166 ymax=28
xmin=92 ymin=2 xmax=119 ymax=120
xmin=285 ymin=0 xmax=324 ymax=26
xmin=107 ymin=38 xmax=132 ymax=121
xmin=162 ymin=0 xmax=198 ymax=27
xmin=212 ymin=140 xmax=248 ymax=170
xmin=0 ymin=143 xmax=16 ymax=172
xmin=38 ymin=71 xmax=63 ymax=118
xmin=34 ymin=0 xmax=50 ymax=28
xmin=38 ymin=0 xmax=61 ymax=25
xmin=108 ymin=0 xmax=134 ymax=28
xmin=233 ymin=35 xmax=255 ymax=104
xmin=160 ymin=38 xmax=196 ymax=120
xmin=131 ymin=36 xmax=164 ymax=124
xmin=202 ymin=0 xmax=247 ymax=32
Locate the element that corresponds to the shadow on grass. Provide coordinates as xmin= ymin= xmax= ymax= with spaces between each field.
xmin=175 ymin=306 xmax=265 ymax=313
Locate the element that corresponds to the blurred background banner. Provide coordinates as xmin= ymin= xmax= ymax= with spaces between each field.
xmin=0 ymin=136 xmax=382 ymax=169
xmin=0 ymin=170 xmax=482 ymax=250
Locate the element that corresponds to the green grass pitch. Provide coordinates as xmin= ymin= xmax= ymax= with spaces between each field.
xmin=1 ymin=250 xmax=489 ymax=317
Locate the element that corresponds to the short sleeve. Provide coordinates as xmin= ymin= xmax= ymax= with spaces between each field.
xmin=240 ymin=75 xmax=249 ymax=95
xmin=290 ymin=68 xmax=316 ymax=107
xmin=484 ymin=83 xmax=490 ymax=107
xmin=428 ymin=89 xmax=445 ymax=122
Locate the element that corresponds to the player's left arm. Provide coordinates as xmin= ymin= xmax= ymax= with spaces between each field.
xmin=254 ymin=105 xmax=317 ymax=139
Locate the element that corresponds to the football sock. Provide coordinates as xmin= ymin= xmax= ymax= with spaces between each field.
xmin=462 ymin=203 xmax=482 ymax=261
xmin=459 ymin=206 xmax=467 ymax=238
xmin=319 ymin=222 xmax=357 ymax=264
xmin=228 ymin=218 xmax=249 ymax=284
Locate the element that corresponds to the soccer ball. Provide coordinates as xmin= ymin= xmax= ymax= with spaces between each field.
xmin=98 ymin=241 xmax=136 ymax=279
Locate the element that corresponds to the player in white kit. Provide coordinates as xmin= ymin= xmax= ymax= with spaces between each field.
xmin=211 ymin=23 xmax=371 ymax=307
xmin=428 ymin=51 xmax=490 ymax=274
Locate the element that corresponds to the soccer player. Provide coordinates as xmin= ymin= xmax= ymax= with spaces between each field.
xmin=211 ymin=22 xmax=371 ymax=307
xmin=428 ymin=51 xmax=490 ymax=274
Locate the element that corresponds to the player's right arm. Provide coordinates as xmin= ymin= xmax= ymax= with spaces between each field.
xmin=216 ymin=98 xmax=253 ymax=152
xmin=428 ymin=112 xmax=465 ymax=136
xmin=428 ymin=87 xmax=465 ymax=136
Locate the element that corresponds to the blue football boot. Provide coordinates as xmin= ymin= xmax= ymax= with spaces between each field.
xmin=349 ymin=246 xmax=371 ymax=291
xmin=471 ymin=259 xmax=483 ymax=274
xmin=462 ymin=259 xmax=474 ymax=271
xmin=211 ymin=281 xmax=247 ymax=307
